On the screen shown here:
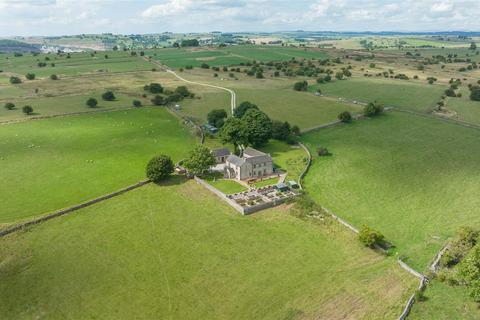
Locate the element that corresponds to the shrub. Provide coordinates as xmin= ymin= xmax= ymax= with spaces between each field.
xmin=146 ymin=154 xmax=174 ymax=183
xmin=101 ymin=91 xmax=115 ymax=101
xmin=144 ymin=83 xmax=163 ymax=94
xmin=132 ymin=100 xmax=142 ymax=107
xmin=174 ymin=86 xmax=191 ymax=97
xmin=86 ymin=98 xmax=98 ymax=108
xmin=358 ymin=225 xmax=385 ymax=248
xmin=50 ymin=74 xmax=58 ymax=80
xmin=151 ymin=95 xmax=165 ymax=106
xmin=25 ymin=73 xmax=35 ymax=80
xmin=338 ymin=111 xmax=353 ymax=123
xmin=363 ymin=102 xmax=384 ymax=117
xmin=470 ymin=87 xmax=480 ymax=101
xmin=445 ymin=88 xmax=456 ymax=97
xmin=293 ymin=81 xmax=308 ymax=91
xmin=200 ymin=63 xmax=210 ymax=69
xmin=316 ymin=146 xmax=330 ymax=156
xmin=22 ymin=105 xmax=33 ymax=115
xmin=9 ymin=76 xmax=22 ymax=84
xmin=4 ymin=102 xmax=15 ymax=110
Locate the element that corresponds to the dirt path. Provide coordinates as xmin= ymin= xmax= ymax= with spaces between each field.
xmin=145 ymin=58 xmax=236 ymax=114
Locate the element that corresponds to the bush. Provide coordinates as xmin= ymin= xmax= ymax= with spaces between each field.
xmin=50 ymin=74 xmax=58 ymax=80
xmin=22 ymin=105 xmax=33 ymax=115
xmin=200 ymin=63 xmax=210 ymax=69
xmin=358 ymin=225 xmax=385 ymax=248
xmin=174 ymin=86 xmax=191 ymax=97
xmin=146 ymin=155 xmax=174 ymax=183
xmin=363 ymin=102 xmax=384 ymax=117
xmin=132 ymin=100 xmax=142 ymax=107
xmin=316 ymin=146 xmax=330 ymax=156
xmin=25 ymin=73 xmax=35 ymax=80
xmin=9 ymin=76 xmax=22 ymax=84
xmin=338 ymin=111 xmax=353 ymax=123
xmin=470 ymin=87 xmax=480 ymax=101
xmin=86 ymin=98 xmax=98 ymax=108
xmin=293 ymin=81 xmax=308 ymax=91
xmin=445 ymin=88 xmax=457 ymax=97
xmin=101 ymin=91 xmax=115 ymax=101
xmin=4 ymin=102 xmax=15 ymax=110
xmin=151 ymin=95 xmax=165 ymax=106
xmin=144 ymin=83 xmax=163 ymax=94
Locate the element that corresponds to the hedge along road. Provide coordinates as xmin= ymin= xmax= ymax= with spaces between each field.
xmin=146 ymin=58 xmax=236 ymax=114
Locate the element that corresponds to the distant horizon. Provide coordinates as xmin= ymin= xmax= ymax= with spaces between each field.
xmin=1 ymin=0 xmax=479 ymax=37
xmin=3 ymin=30 xmax=480 ymax=39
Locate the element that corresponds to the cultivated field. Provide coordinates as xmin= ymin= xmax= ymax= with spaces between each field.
xmin=0 ymin=181 xmax=416 ymax=319
xmin=0 ymin=107 xmax=195 ymax=224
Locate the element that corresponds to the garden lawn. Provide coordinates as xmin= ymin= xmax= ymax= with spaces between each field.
xmin=253 ymin=177 xmax=279 ymax=188
xmin=302 ymin=111 xmax=480 ymax=270
xmin=0 ymin=107 xmax=195 ymax=224
xmin=0 ymin=181 xmax=416 ymax=320
xmin=204 ymin=173 xmax=247 ymax=194
xmin=310 ymin=78 xmax=446 ymax=113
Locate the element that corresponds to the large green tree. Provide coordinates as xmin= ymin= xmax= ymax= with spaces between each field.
xmin=207 ymin=109 xmax=228 ymax=128
xmin=219 ymin=117 xmax=248 ymax=149
xmin=233 ymin=101 xmax=258 ymax=118
xmin=242 ymin=109 xmax=272 ymax=147
xmin=183 ymin=145 xmax=215 ymax=177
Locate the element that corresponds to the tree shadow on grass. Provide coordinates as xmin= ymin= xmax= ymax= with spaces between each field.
xmin=154 ymin=175 xmax=188 ymax=187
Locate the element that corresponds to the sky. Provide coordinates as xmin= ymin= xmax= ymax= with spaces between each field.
xmin=0 ymin=0 xmax=480 ymax=37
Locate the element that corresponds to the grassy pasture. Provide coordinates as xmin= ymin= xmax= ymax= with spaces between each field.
xmin=259 ymin=140 xmax=307 ymax=182
xmin=147 ymin=46 xmax=329 ymax=68
xmin=302 ymin=111 xmax=480 ymax=269
xmin=409 ymin=280 xmax=479 ymax=319
xmin=0 ymin=107 xmax=195 ymax=224
xmin=310 ymin=78 xmax=446 ymax=113
xmin=0 ymin=51 xmax=152 ymax=77
xmin=0 ymin=181 xmax=416 ymax=319
xmin=445 ymin=88 xmax=480 ymax=124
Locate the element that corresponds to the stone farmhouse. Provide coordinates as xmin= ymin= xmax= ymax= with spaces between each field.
xmin=223 ymin=147 xmax=273 ymax=180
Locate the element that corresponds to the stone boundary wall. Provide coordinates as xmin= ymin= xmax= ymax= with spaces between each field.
xmin=193 ymin=176 xmax=245 ymax=214
xmin=297 ymin=143 xmax=312 ymax=190
xmin=0 ymin=180 xmax=151 ymax=238
xmin=194 ymin=176 xmax=294 ymax=215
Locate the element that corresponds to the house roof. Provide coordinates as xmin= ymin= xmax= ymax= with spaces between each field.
xmin=243 ymin=147 xmax=266 ymax=158
xmin=226 ymin=154 xmax=245 ymax=167
xmin=245 ymin=155 xmax=272 ymax=165
xmin=211 ymin=147 xmax=230 ymax=157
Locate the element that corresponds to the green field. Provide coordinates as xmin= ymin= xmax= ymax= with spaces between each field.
xmin=259 ymin=140 xmax=307 ymax=182
xmin=0 ymin=107 xmax=195 ymax=224
xmin=445 ymin=88 xmax=480 ymax=124
xmin=0 ymin=181 xmax=416 ymax=319
xmin=0 ymin=51 xmax=152 ymax=77
xmin=310 ymin=78 xmax=446 ymax=113
xmin=302 ymin=112 xmax=480 ymax=269
xmin=147 ymin=46 xmax=329 ymax=68
xmin=410 ymin=280 xmax=479 ymax=319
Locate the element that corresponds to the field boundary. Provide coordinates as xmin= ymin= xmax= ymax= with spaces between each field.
xmin=297 ymin=142 xmax=311 ymax=190
xmin=0 ymin=180 xmax=151 ymax=238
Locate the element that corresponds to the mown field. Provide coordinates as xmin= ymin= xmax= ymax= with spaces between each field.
xmin=0 ymin=107 xmax=195 ymax=224
xmin=302 ymin=111 xmax=480 ymax=270
xmin=0 ymin=181 xmax=416 ymax=319
xmin=310 ymin=78 xmax=446 ymax=113
xmin=147 ymin=46 xmax=329 ymax=68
